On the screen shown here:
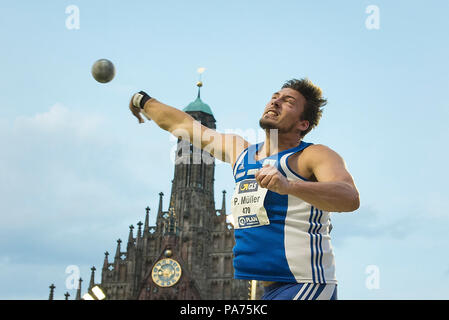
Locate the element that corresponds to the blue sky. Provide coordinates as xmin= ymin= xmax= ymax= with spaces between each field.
xmin=0 ymin=0 xmax=448 ymax=299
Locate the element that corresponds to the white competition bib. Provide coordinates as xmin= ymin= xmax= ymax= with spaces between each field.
xmin=230 ymin=178 xmax=270 ymax=229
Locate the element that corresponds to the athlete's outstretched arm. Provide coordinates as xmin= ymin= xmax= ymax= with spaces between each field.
xmin=129 ymin=93 xmax=249 ymax=166
xmin=255 ymin=145 xmax=360 ymax=212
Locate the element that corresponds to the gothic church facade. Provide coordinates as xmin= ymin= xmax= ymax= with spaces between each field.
xmin=80 ymin=84 xmax=251 ymax=300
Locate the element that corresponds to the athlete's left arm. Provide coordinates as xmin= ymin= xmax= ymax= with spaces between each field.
xmin=256 ymin=145 xmax=360 ymax=212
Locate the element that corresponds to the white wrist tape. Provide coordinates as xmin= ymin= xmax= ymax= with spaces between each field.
xmin=132 ymin=91 xmax=152 ymax=109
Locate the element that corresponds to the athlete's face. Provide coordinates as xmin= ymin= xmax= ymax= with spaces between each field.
xmin=259 ymin=88 xmax=309 ymax=134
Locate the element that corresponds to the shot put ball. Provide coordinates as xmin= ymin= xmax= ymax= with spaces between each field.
xmin=91 ymin=59 xmax=116 ymax=83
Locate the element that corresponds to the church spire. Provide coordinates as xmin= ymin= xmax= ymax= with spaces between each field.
xmin=114 ymin=239 xmax=122 ymax=260
xmin=89 ymin=266 xmax=96 ymax=290
xmin=197 ymin=79 xmax=202 ymax=99
xmin=144 ymin=206 xmax=150 ymax=233
xmin=183 ymin=67 xmax=214 ymax=117
xmin=158 ymin=192 xmax=164 ymax=214
xmin=197 ymin=67 xmax=205 ymax=99
xmin=157 ymin=192 xmax=164 ymax=228
xmin=48 ymin=284 xmax=55 ymax=300
xmin=136 ymin=221 xmax=143 ymax=249
xmin=103 ymin=251 xmax=109 ymax=270
xmin=75 ymin=278 xmax=83 ymax=300
xmin=221 ymin=190 xmax=227 ymax=215
xmin=137 ymin=221 xmax=143 ymax=239
xmin=127 ymin=225 xmax=135 ymax=250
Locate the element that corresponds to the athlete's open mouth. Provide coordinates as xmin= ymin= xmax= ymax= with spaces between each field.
xmin=265 ymin=110 xmax=279 ymax=117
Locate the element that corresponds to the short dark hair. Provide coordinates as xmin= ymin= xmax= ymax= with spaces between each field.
xmin=282 ymin=78 xmax=327 ymax=137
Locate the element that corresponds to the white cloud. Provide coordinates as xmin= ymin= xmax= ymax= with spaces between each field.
xmin=0 ymin=103 xmax=172 ymax=229
xmin=0 ymin=103 xmax=177 ymax=298
xmin=13 ymin=103 xmax=105 ymax=141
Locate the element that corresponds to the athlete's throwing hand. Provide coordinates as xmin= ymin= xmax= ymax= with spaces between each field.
xmin=129 ymin=91 xmax=153 ymax=124
xmin=255 ymin=165 xmax=291 ymax=195
xmin=129 ymin=98 xmax=145 ymax=123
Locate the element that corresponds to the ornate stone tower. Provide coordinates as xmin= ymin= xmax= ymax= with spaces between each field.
xmin=78 ymin=80 xmax=250 ymax=300
xmin=164 ymin=81 xmax=221 ymax=297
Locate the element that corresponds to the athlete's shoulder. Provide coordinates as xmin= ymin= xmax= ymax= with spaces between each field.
xmin=299 ymin=144 xmax=346 ymax=171
xmin=303 ymin=143 xmax=342 ymax=158
xmin=304 ymin=143 xmax=332 ymax=151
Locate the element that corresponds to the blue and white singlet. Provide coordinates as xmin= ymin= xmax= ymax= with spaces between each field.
xmin=230 ymin=141 xmax=337 ymax=284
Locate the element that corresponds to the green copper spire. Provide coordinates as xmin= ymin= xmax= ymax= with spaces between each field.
xmin=183 ymin=68 xmax=214 ymax=116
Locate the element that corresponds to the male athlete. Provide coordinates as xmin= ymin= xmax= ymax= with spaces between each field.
xmin=129 ymin=78 xmax=360 ymax=300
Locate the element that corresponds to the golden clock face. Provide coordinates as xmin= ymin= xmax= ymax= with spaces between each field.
xmin=151 ymin=258 xmax=182 ymax=287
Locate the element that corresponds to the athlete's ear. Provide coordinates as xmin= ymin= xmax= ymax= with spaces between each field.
xmin=298 ymin=119 xmax=309 ymax=133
